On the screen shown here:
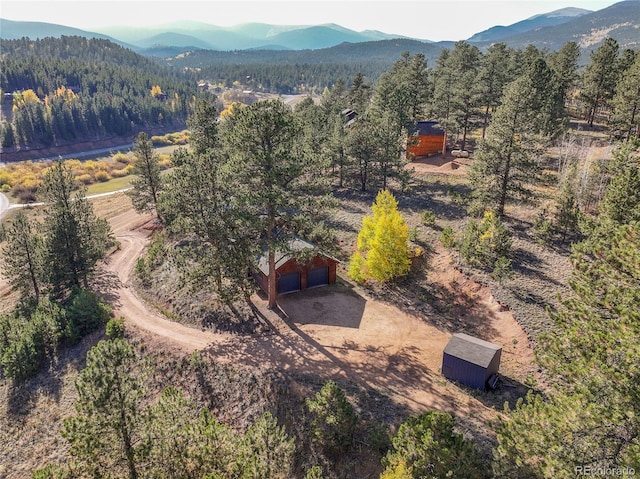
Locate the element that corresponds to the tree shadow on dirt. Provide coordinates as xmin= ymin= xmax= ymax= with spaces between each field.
xmin=277 ymin=285 xmax=366 ymax=329
xmin=511 ymin=247 xmax=565 ymax=288
xmin=91 ymin=269 xmax=123 ymax=307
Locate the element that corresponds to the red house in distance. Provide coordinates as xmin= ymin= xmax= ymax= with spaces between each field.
xmin=407 ymin=121 xmax=445 ymax=159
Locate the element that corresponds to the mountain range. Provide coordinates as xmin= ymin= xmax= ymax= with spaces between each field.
xmin=1 ymin=1 xmax=638 ymax=55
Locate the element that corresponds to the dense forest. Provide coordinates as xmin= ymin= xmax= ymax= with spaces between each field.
xmin=0 ymin=36 xmax=207 ymax=150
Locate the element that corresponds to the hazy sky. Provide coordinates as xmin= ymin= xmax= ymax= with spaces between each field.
xmin=2 ymin=0 xmax=622 ymax=41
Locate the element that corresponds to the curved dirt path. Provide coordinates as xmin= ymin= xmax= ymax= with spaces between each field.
xmin=105 ymin=209 xmax=538 ymax=425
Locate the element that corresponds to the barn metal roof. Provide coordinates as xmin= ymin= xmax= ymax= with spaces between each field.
xmin=443 ymin=333 xmax=501 ymax=369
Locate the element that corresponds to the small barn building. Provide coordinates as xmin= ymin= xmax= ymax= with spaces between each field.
xmin=442 ymin=333 xmax=502 ymax=390
xmin=254 ymin=238 xmax=339 ymax=295
xmin=407 ymin=121 xmax=445 ymax=159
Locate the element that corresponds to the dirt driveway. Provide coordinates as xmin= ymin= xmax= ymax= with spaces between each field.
xmin=103 ymin=208 xmax=537 ymax=433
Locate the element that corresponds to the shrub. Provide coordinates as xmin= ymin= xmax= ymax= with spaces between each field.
xmin=0 ymin=303 xmax=61 ymax=382
xmin=151 ymin=135 xmax=172 ymax=146
xmin=532 ymin=208 xmax=553 ymax=245
xmin=11 ymin=184 xmax=38 ymax=203
xmin=440 ymin=226 xmax=456 ymax=249
xmin=111 ymin=168 xmax=130 ymax=178
xmin=31 ymin=464 xmax=69 ymax=479
xmin=420 ymin=209 xmax=436 ymax=226
xmin=492 ymin=256 xmax=513 ymax=282
xmin=459 ymin=210 xmax=511 ymax=269
xmin=94 ymin=170 xmax=110 ymax=182
xmin=32 ymin=464 xmax=67 ymax=479
xmin=106 ymin=317 xmax=125 ymax=338
xmin=112 ymin=152 xmax=131 ymax=164
xmin=368 ymin=421 xmax=392 ymax=454
xmin=75 ymin=173 xmax=93 ymax=185
xmin=306 ymin=380 xmax=357 ymax=456
xmin=63 ymin=289 xmax=111 ymax=344
xmin=304 ymin=466 xmax=325 ymax=479
xmin=381 ymin=411 xmax=489 ymax=479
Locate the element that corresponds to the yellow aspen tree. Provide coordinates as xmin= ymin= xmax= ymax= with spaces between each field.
xmin=349 ymin=190 xmax=410 ymax=283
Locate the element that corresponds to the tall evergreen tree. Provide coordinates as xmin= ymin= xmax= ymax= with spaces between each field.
xmin=0 ymin=211 xmax=45 ymax=301
xmin=547 ymin=41 xmax=580 ymax=106
xmin=221 ymin=99 xmax=330 ymax=308
xmin=581 ymin=37 xmax=620 ymax=127
xmin=478 ymin=42 xmax=512 ymax=138
xmin=127 ymin=132 xmax=163 ymax=220
xmin=40 ymin=161 xmax=112 ymax=296
xmin=63 ymin=339 xmax=146 ymax=479
xmin=493 ymin=221 xmax=640 ymax=478
xmin=447 ymin=41 xmax=482 ymax=151
xmin=469 ymin=60 xmax=554 ymax=216
xmin=160 ymin=99 xmax=255 ymax=301
xmin=345 ymin=116 xmax=381 ymax=192
xmin=609 ymin=54 xmax=640 ymax=142
xmin=347 ymin=72 xmax=372 ymax=114
xmin=430 ymin=49 xmax=454 ymax=153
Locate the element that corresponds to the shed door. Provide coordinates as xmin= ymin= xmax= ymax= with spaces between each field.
xmin=278 ymin=272 xmax=300 ymax=294
xmin=307 ymin=266 xmax=329 ymax=288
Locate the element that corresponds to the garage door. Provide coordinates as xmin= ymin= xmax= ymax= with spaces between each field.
xmin=278 ymin=272 xmax=300 ymax=294
xmin=307 ymin=266 xmax=329 ymax=288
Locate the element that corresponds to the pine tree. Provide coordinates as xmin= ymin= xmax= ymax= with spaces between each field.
xmin=0 ymin=211 xmax=45 ymax=301
xmin=609 ymin=53 xmax=640 ymax=141
xmin=159 ymin=100 xmax=255 ymax=301
xmin=127 ymin=132 xmax=163 ymax=219
xmin=62 ymin=339 xmax=146 ymax=479
xmin=493 ymin=222 xmax=640 ymax=478
xmin=581 ymin=37 xmax=620 ymax=127
xmin=469 ymin=60 xmax=555 ymax=216
xmin=306 ymin=380 xmax=357 ymax=456
xmin=239 ymin=412 xmax=295 ymax=479
xmin=382 ymin=411 xmax=489 ymax=479
xmin=547 ymin=41 xmax=580 ymax=107
xmin=40 ymin=161 xmax=112 ymax=296
xmin=221 ymin=99 xmax=330 ymax=309
xmin=349 ymin=190 xmax=410 ymax=283
xmin=478 ymin=42 xmax=512 ymax=138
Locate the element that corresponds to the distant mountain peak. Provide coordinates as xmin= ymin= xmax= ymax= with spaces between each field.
xmin=467 ymin=6 xmax=592 ymax=43
xmin=529 ymin=7 xmax=592 ymax=20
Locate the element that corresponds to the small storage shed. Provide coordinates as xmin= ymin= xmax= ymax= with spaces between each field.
xmin=255 ymin=238 xmax=338 ymax=295
xmin=407 ymin=121 xmax=445 ymax=158
xmin=442 ymin=333 xmax=502 ymax=390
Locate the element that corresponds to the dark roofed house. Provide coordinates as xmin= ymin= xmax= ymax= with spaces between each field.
xmin=254 ymin=238 xmax=338 ymax=296
xmin=442 ymin=333 xmax=502 ymax=390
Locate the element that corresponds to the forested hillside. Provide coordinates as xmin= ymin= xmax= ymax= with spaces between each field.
xmin=0 ymin=36 xmax=206 ymax=150
xmin=164 ymin=39 xmax=448 ymax=94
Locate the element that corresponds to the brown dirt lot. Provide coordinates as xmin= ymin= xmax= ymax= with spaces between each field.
xmin=101 ymin=196 xmax=540 ymax=443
